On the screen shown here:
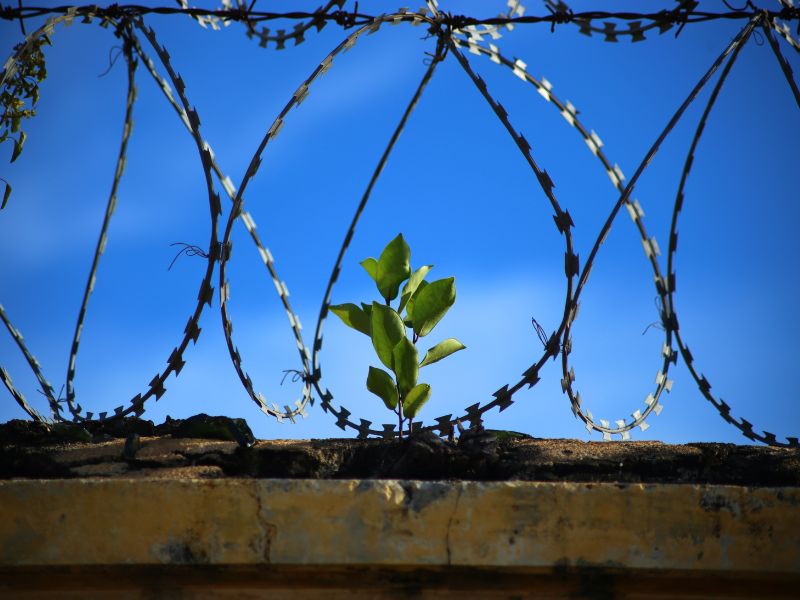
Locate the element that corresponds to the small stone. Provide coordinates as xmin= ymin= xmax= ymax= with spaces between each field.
xmin=158 ymin=414 xmax=255 ymax=447
xmin=70 ymin=462 xmax=129 ymax=477
xmin=458 ymin=425 xmax=499 ymax=459
xmin=122 ymin=433 xmax=141 ymax=460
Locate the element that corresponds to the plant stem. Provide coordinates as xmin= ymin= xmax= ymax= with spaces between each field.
xmin=398 ymin=397 xmax=404 ymax=439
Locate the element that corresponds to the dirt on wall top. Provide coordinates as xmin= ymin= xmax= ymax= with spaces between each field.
xmin=1 ymin=414 xmax=798 ymax=485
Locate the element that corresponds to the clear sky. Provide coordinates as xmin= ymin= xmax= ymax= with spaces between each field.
xmin=1 ymin=1 xmax=798 ymax=443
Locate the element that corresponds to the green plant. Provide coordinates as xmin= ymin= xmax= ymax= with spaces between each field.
xmin=1 ymin=34 xmax=50 ymax=209
xmin=330 ymin=233 xmax=465 ymax=438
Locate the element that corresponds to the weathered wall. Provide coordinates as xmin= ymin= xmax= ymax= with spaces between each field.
xmin=3 ymin=478 xmax=798 ymax=570
xmin=2 ymin=426 xmax=798 ymax=598
xmin=1 ymin=478 xmax=798 ymax=598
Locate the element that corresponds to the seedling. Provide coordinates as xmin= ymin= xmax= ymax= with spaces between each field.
xmin=330 ymin=234 xmax=465 ymax=438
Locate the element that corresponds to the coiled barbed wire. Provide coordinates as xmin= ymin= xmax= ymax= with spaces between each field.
xmin=556 ymin=14 xmax=759 ymax=441
xmin=3 ymin=2 xmax=797 ymax=29
xmin=2 ymin=10 xmax=224 ymax=424
xmin=0 ymin=2 xmax=798 ymax=446
xmin=542 ymin=0 xmax=699 ymax=42
xmin=661 ymin=14 xmax=800 ymax=447
xmin=447 ymin=33 xmax=669 ymax=440
xmin=64 ymin=21 xmax=138 ymax=418
xmin=1 ymin=13 xmax=79 ymax=422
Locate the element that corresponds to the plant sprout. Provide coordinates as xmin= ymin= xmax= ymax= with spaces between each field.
xmin=330 ymin=234 xmax=465 ymax=438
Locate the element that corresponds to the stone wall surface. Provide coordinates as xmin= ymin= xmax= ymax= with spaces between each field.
xmin=2 ymin=478 xmax=797 ymax=571
xmin=2 ymin=426 xmax=799 ymax=485
xmin=1 ymin=422 xmax=798 ymax=598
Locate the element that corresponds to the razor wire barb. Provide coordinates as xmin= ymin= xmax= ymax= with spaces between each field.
xmin=1 ymin=2 xmax=799 ymax=30
xmin=0 ymin=1 xmax=798 ymax=447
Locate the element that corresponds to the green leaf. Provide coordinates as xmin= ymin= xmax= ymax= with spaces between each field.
xmin=370 ymin=302 xmax=405 ymax=370
xmin=412 ymin=277 xmax=456 ymax=337
xmin=392 ymin=337 xmax=418 ymax=396
xmin=405 ymin=280 xmax=428 ymax=324
xmin=1 ymin=181 xmax=10 ymax=210
xmin=367 ymin=366 xmax=399 ymax=410
xmin=375 ymin=233 xmax=410 ymax=302
xmin=360 ymin=257 xmax=378 ymax=282
xmin=419 ymin=338 xmax=466 ymax=368
xmin=10 ymin=131 xmax=25 ymax=163
xmin=398 ymin=265 xmax=432 ymax=314
xmin=361 ymin=302 xmax=372 ymax=318
xmin=329 ymin=303 xmax=370 ymax=336
xmin=403 ymin=383 xmax=431 ymax=419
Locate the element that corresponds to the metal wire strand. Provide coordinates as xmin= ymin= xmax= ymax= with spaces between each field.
xmin=555 ymin=15 xmax=762 ymax=439
xmin=308 ymin=34 xmax=448 ymax=437
xmin=0 ymin=14 xmax=76 ymax=421
xmin=763 ymin=17 xmax=800 ymax=107
xmin=1 ymin=3 xmax=798 ymax=31
xmin=126 ymin=25 xmax=313 ymax=423
xmin=62 ymin=26 xmax=138 ymax=420
xmin=1 ymin=4 xmax=798 ymax=447
xmin=665 ymin=14 xmax=798 ymax=448
xmin=452 ymin=35 xmax=670 ymax=439
xmin=0 ymin=303 xmax=51 ymax=423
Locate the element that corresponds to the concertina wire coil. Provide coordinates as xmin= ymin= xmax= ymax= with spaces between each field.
xmin=0 ymin=0 xmax=798 ymax=446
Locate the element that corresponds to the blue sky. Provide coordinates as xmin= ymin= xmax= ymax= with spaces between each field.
xmin=1 ymin=1 xmax=798 ymax=443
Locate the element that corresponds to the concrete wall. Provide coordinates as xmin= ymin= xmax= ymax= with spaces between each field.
xmin=1 ymin=478 xmax=798 ymax=598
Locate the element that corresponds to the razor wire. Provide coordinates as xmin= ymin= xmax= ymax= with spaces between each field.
xmin=0 ymin=1 xmax=798 ymax=447
xmin=64 ymin=20 xmax=138 ymax=418
xmin=306 ymin=24 xmax=449 ymax=438
xmin=661 ymin=15 xmax=800 ymax=447
xmin=541 ymin=0 xmax=699 ymax=42
xmin=1 ymin=13 xmax=79 ymax=422
xmin=448 ymin=34 xmax=671 ymax=441
xmin=2 ymin=9 xmax=224 ymax=423
xmin=773 ymin=0 xmax=800 ymax=52
xmin=305 ymin=4 xmax=578 ymax=440
xmin=556 ymin=14 xmax=760 ymax=441
xmin=3 ymin=1 xmax=798 ymax=29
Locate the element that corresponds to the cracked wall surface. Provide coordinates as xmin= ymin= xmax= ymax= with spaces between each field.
xmin=1 ymin=425 xmax=798 ymax=597
xmin=1 ymin=478 xmax=797 ymax=573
